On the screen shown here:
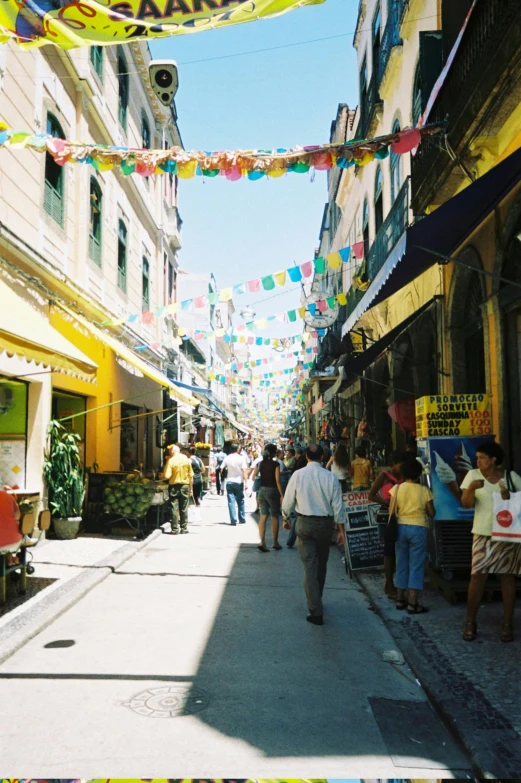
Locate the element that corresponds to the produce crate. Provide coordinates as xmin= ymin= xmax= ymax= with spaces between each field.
xmin=101 ymin=473 xmax=165 ymax=538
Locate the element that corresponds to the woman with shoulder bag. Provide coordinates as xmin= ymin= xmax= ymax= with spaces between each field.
xmin=368 ymin=451 xmax=408 ymax=599
xmin=460 ymin=441 xmax=521 ymax=642
xmin=388 ymin=459 xmax=435 ymax=614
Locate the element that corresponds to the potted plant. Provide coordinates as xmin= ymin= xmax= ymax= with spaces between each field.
xmin=43 ymin=420 xmax=86 ymax=539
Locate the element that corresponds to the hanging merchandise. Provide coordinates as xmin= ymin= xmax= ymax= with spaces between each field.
xmin=0 ymin=124 xmax=442 ymax=179
xmin=0 ymin=0 xmax=324 ymax=49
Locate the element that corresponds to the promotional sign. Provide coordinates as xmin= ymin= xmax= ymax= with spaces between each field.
xmin=416 ymin=394 xmax=492 ymax=438
xmin=417 ymin=435 xmax=494 ymax=521
xmin=343 ymin=491 xmax=383 ymax=571
xmin=0 ymin=0 xmax=324 ymax=49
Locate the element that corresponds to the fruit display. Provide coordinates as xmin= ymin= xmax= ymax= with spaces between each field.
xmin=103 ymin=473 xmax=157 ymax=519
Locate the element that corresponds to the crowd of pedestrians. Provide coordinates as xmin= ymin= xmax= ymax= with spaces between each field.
xmin=159 ymin=437 xmax=521 ymax=638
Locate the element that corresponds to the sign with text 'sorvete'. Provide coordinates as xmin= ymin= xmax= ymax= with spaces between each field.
xmin=415 ymin=394 xmax=492 ymax=438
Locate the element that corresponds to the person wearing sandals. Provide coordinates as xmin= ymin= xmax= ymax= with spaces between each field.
xmin=460 ymin=441 xmax=521 ymax=643
xmin=252 ymin=444 xmax=284 ymax=552
xmin=389 ymin=458 xmax=435 ymax=615
xmin=368 ymin=451 xmax=409 ymax=599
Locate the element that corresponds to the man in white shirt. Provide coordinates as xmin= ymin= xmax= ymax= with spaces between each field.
xmin=282 ymin=444 xmax=346 ymax=625
xmin=221 ymin=442 xmax=249 ymax=525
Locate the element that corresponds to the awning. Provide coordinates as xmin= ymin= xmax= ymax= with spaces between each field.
xmin=0 ymin=281 xmax=97 ymax=381
xmin=343 ymin=147 xmax=521 ymax=335
xmin=171 ymin=380 xmax=227 ymax=417
xmin=226 ymin=414 xmax=253 ymax=435
xmin=341 ymin=299 xmax=435 ymax=376
xmin=56 ymin=304 xmax=197 ymax=407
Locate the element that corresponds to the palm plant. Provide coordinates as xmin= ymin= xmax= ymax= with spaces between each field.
xmin=43 ymin=420 xmax=86 ymax=519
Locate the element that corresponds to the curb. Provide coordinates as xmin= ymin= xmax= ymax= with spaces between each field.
xmin=354 ymin=571 xmax=484 ymax=778
xmin=0 ymin=528 xmax=163 ymax=666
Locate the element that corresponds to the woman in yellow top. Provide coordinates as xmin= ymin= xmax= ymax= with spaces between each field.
xmin=389 ymin=458 xmax=435 ymax=614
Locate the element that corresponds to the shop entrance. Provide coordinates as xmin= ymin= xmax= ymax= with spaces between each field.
xmin=52 ymin=390 xmax=86 ymax=466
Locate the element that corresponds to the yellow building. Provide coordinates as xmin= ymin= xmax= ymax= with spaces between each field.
xmin=311 ymin=0 xmax=521 ymax=469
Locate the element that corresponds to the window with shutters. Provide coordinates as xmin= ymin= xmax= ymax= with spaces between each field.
xmin=372 ymin=3 xmax=381 ymax=79
xmin=117 ymin=219 xmax=127 ymax=292
xmin=362 ymin=198 xmax=370 ymax=259
xmin=390 ymin=119 xmax=401 ymax=203
xmin=412 ymin=63 xmax=422 ymax=127
xmin=374 ymin=166 xmax=383 ymax=235
xmin=89 ymin=178 xmax=102 ymax=266
xmin=142 ymin=113 xmax=151 ymax=149
xmin=90 ymin=46 xmax=103 ymax=81
xmin=142 ymin=256 xmax=150 ymax=310
xmin=44 ymin=114 xmax=65 ymax=227
xmin=118 ymin=52 xmax=129 ymax=131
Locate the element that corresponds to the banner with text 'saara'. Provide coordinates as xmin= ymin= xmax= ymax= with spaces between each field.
xmin=0 ymin=0 xmax=324 ymax=49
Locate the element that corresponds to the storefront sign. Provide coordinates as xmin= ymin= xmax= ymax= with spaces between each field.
xmin=416 ymin=394 xmax=492 ymax=437
xmin=343 ymin=492 xmax=383 ymax=571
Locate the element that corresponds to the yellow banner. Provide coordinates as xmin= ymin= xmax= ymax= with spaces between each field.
xmin=416 ymin=394 xmax=492 ymax=438
xmin=0 ymin=0 xmax=324 ymax=49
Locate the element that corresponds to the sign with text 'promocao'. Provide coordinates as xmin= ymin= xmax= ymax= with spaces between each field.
xmin=415 ymin=394 xmax=492 ymax=438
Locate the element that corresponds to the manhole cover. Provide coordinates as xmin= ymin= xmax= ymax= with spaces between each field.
xmin=124 ymin=685 xmax=209 ymax=718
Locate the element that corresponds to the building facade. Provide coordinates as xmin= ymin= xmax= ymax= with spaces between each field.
xmin=309 ymin=0 xmax=521 ymax=469
xmin=0 ymin=39 xmax=192 ymax=505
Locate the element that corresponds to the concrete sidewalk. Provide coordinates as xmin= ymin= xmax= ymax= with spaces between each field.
xmin=0 ymin=530 xmax=162 ymax=664
xmin=0 ymin=491 xmax=471 ymax=776
xmin=357 ymin=569 xmax=521 ymax=777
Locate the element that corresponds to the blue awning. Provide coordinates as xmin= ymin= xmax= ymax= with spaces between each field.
xmin=343 ymin=147 xmax=521 ymax=335
xmin=171 ymin=379 xmax=227 ymax=417
xmin=171 ymin=379 xmax=211 ymax=395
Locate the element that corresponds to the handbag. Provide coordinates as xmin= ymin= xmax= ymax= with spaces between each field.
xmin=385 ymin=485 xmax=400 ymax=544
xmin=253 ymin=475 xmax=262 ymax=492
xmin=187 ymin=505 xmax=201 ymax=524
xmin=491 ymin=471 xmax=521 ymax=543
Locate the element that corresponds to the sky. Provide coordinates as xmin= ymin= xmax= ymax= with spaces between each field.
xmin=150 ymin=0 xmax=360 ymax=356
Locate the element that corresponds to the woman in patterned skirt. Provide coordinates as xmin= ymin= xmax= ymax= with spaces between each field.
xmin=460 ymin=442 xmax=521 ymax=642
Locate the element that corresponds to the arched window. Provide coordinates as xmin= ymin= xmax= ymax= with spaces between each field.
xmin=374 ymin=166 xmax=383 ymax=235
xmin=412 ymin=63 xmax=422 ymax=127
xmin=44 ymin=114 xmax=65 ymax=226
xmin=390 ymin=119 xmax=402 ymax=203
xmin=118 ymin=52 xmax=129 ymax=130
xmin=117 ymin=219 xmax=127 ymax=292
xmin=89 ymin=178 xmax=102 ymax=266
xmin=90 ymin=46 xmax=103 ymax=81
xmin=142 ymin=256 xmax=150 ymax=310
xmin=362 ymin=198 xmax=370 ymax=259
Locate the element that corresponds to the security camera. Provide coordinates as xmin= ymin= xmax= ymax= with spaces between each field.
xmin=148 ymin=60 xmax=179 ymax=106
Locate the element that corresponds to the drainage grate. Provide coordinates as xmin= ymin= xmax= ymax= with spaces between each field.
xmin=124 ymin=685 xmax=209 ymax=718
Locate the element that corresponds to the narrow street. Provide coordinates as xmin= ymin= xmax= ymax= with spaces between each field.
xmin=0 ymin=494 xmax=471 ymax=776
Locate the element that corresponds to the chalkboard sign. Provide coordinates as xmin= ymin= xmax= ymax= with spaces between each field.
xmin=345 ymin=526 xmax=384 ymax=571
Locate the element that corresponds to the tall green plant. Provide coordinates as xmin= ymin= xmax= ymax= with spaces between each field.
xmin=43 ymin=420 xmax=86 ymax=519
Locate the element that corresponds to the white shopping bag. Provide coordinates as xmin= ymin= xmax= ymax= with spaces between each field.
xmin=187 ymin=505 xmax=201 ymax=524
xmin=492 ymin=491 xmax=521 ymax=543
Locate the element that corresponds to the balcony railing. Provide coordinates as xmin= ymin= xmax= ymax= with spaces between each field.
xmin=411 ymin=0 xmax=519 ymax=214
xmin=367 ymin=177 xmax=409 ymax=281
xmin=378 ymin=1 xmax=404 ymax=87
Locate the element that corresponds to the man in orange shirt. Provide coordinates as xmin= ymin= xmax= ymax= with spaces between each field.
xmin=162 ymin=445 xmax=194 ymax=534
xmin=350 ymin=446 xmax=374 ymax=490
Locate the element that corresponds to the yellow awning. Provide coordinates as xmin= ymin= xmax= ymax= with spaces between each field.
xmin=0 ymin=281 xmax=97 ymax=381
xmin=56 ymin=304 xmax=197 ymax=407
